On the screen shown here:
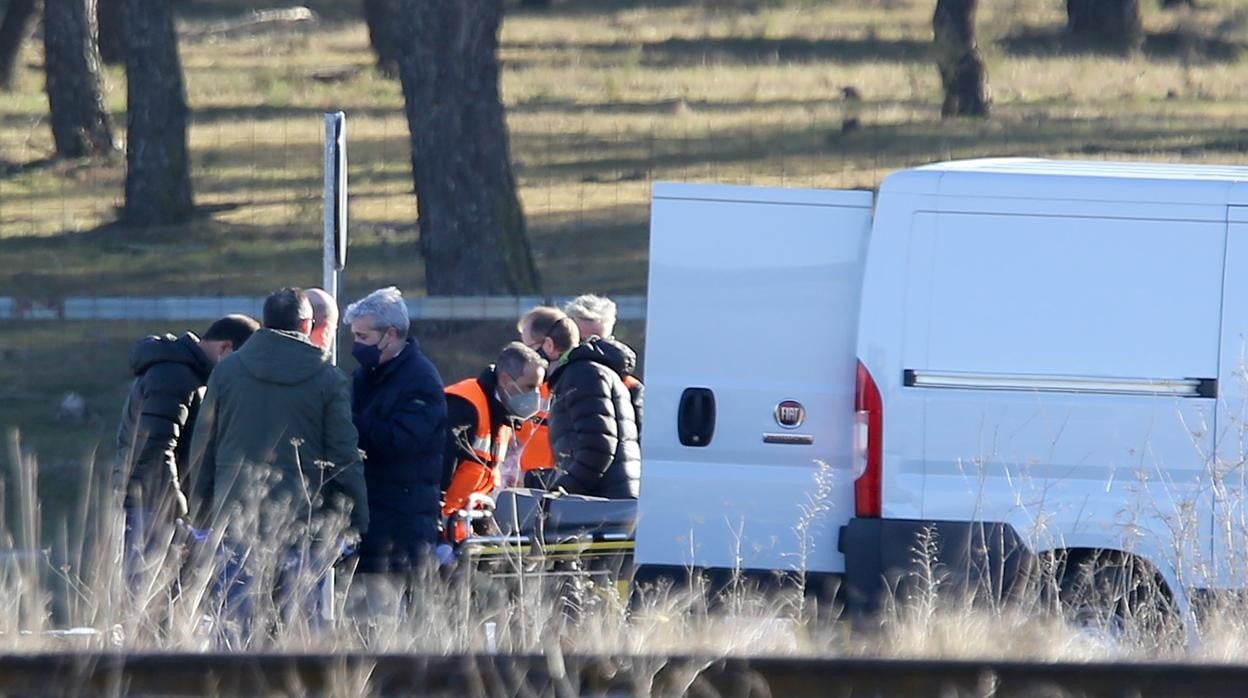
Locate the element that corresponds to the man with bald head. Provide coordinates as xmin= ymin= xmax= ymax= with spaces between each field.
xmin=305 ymin=288 xmax=339 ymax=352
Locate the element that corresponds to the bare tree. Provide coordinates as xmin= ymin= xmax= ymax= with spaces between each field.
xmin=121 ymin=0 xmax=192 ymax=224
xmin=362 ymin=0 xmax=399 ymax=76
xmin=43 ymin=0 xmax=114 ymax=158
xmin=96 ymin=0 xmax=123 ymax=64
xmin=933 ymin=0 xmax=990 ymax=118
xmin=1066 ymin=0 xmax=1144 ymax=52
xmin=0 ymin=0 xmax=39 ymax=90
xmin=391 ymin=0 xmax=540 ymax=296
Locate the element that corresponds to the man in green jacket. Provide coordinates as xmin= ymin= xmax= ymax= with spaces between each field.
xmin=187 ymin=288 xmax=367 ymax=635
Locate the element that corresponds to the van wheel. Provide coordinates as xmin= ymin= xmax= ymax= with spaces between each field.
xmin=1058 ymin=552 xmax=1178 ymax=650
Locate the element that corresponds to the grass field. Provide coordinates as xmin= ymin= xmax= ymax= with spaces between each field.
xmin=3 ymin=0 xmax=1248 ymax=297
xmin=1 ymin=0 xmax=1247 ymax=469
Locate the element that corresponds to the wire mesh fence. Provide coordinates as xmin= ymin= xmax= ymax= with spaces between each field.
xmin=2 ymin=0 xmax=1248 ymax=465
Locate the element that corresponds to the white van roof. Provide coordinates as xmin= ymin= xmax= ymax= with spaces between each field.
xmin=882 ymin=157 xmax=1248 ymax=208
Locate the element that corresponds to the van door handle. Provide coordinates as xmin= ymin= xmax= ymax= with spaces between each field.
xmin=678 ymin=387 xmax=716 ymax=447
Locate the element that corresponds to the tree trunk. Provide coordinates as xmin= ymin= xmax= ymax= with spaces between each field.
xmin=0 ymin=0 xmax=39 ymax=91
xmin=96 ymin=0 xmax=123 ymax=64
xmin=933 ymin=0 xmax=990 ymax=118
xmin=393 ymin=0 xmax=541 ymax=296
xmin=43 ymin=0 xmax=114 ymax=158
xmin=1066 ymin=0 xmax=1144 ymax=52
xmin=362 ymin=0 xmax=399 ymax=76
xmin=121 ymin=0 xmax=193 ymax=225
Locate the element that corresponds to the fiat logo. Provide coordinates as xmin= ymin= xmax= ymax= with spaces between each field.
xmin=775 ymin=400 xmax=805 ymax=429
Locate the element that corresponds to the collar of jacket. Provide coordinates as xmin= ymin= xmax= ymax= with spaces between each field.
xmin=367 ymin=337 xmax=417 ymax=381
xmin=544 ymin=348 xmax=573 ymax=386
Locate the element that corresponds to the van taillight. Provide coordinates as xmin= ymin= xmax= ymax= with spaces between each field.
xmin=853 ymin=360 xmax=882 ymax=518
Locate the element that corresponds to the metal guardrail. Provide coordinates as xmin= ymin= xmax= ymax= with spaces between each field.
xmin=0 ymin=296 xmax=647 ymax=322
xmin=0 ymin=653 xmax=1246 ymax=697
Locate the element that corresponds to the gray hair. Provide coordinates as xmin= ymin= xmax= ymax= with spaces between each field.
xmin=497 ymin=341 xmax=546 ymax=379
xmin=344 ymin=286 xmax=409 ymax=338
xmin=564 ymin=293 xmax=617 ymax=338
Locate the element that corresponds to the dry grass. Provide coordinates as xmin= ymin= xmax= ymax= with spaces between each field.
xmin=8 ymin=432 xmax=1248 ymax=679
xmin=4 ymin=3 xmax=1248 ymax=660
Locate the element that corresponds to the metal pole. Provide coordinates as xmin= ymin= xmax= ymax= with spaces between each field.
xmin=320 ymin=112 xmax=346 ymax=623
xmin=322 ymin=112 xmax=346 ymax=366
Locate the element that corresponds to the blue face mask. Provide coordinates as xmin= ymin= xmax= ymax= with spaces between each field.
xmin=502 ymin=384 xmax=541 ymax=420
xmin=352 ymin=340 xmax=384 ymax=369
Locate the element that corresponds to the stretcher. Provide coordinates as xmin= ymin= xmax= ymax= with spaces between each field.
xmin=449 ymin=488 xmax=637 ymax=615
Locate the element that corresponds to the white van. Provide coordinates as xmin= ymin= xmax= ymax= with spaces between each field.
xmin=635 ymin=158 xmax=1248 ymax=616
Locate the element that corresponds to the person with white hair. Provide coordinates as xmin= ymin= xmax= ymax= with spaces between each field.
xmin=563 ymin=293 xmax=618 ymax=340
xmin=344 ymin=286 xmax=448 ymax=573
xmin=563 ymin=294 xmax=644 ymax=434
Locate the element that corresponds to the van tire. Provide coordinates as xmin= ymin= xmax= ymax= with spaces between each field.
xmin=1057 ymin=551 xmax=1179 ymax=649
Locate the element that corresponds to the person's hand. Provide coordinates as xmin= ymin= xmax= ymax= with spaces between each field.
xmin=466 ymin=492 xmax=496 ymax=512
xmin=435 ymin=543 xmax=456 ymax=567
xmin=337 ymin=536 xmax=359 ymax=559
xmin=176 ymin=518 xmax=212 ymax=543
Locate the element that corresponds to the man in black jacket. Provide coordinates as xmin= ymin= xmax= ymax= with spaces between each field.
xmin=345 ymin=286 xmax=447 ymax=574
xmin=520 ymin=306 xmax=641 ymax=499
xmin=115 ymin=314 xmax=259 ymax=576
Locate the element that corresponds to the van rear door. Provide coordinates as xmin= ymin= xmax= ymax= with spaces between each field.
xmin=1216 ymin=207 xmax=1248 ymax=588
xmin=635 ymin=183 xmax=873 ymax=575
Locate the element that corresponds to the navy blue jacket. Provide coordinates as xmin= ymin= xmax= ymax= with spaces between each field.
xmin=351 ymin=338 xmax=447 ymax=572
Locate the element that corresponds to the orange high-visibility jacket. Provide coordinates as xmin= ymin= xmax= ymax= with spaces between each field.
xmin=517 ymin=383 xmax=554 ymax=473
xmin=517 ymin=376 xmax=641 ymax=473
xmin=443 ymin=378 xmax=513 ymax=520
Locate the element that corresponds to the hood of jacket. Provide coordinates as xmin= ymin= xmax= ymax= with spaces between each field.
xmin=129 ymin=332 xmax=212 ymax=381
xmin=234 ymin=328 xmax=329 ymax=386
xmin=549 ymin=337 xmax=628 ymax=385
xmin=591 ymin=336 xmax=637 ymax=377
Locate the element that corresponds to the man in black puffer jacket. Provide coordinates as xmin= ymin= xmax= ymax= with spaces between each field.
xmin=590 ymin=335 xmax=644 ymax=436
xmin=539 ymin=313 xmax=641 ymax=500
xmin=116 ymin=315 xmax=259 ymax=525
xmin=116 ymin=315 xmax=259 ymax=584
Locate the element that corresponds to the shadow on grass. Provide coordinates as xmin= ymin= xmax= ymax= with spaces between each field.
xmin=515 ymin=113 xmax=1248 ymax=187
xmin=0 ymin=154 xmax=123 ymax=182
xmin=509 ymin=0 xmax=703 ymax=14
xmin=0 ymin=197 xmax=649 ymax=297
xmin=998 ymin=28 xmax=1245 ymax=63
xmin=174 ymin=0 xmax=361 ymax=22
xmin=187 ymin=104 xmax=399 ymax=127
xmin=507 ymin=35 xmax=932 ymax=66
xmin=3 ymin=113 xmax=1244 ymax=300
